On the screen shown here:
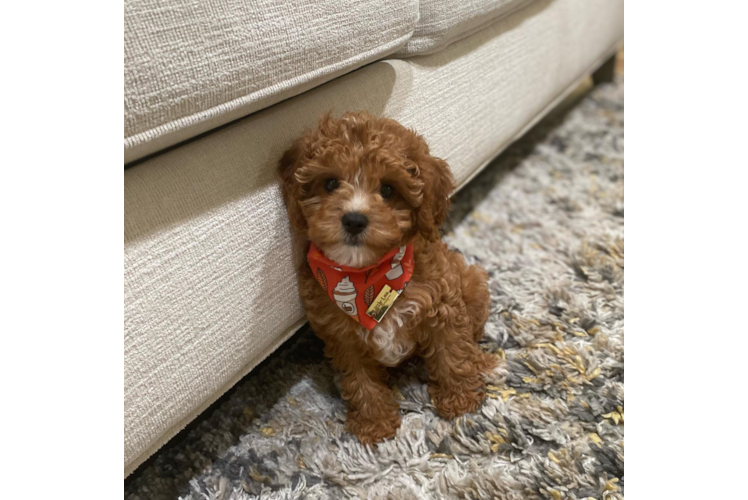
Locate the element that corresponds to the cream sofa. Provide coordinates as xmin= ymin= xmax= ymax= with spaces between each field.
xmin=124 ymin=0 xmax=623 ymax=477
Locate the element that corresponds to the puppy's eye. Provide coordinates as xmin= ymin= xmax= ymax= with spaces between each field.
xmin=324 ymin=178 xmax=339 ymax=193
xmin=380 ymin=184 xmax=395 ymax=199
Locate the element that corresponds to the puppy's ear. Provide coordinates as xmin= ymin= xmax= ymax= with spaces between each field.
xmin=278 ymin=131 xmax=313 ymax=233
xmin=415 ymin=151 xmax=454 ymax=242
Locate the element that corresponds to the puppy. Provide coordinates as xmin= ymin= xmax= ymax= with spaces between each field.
xmin=278 ymin=111 xmax=495 ymax=444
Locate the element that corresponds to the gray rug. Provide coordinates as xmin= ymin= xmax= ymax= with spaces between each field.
xmin=125 ymin=76 xmax=624 ymax=500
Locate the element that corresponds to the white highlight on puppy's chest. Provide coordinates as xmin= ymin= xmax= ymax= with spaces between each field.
xmin=359 ymin=299 xmax=419 ymax=366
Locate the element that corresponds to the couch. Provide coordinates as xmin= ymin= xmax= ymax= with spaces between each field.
xmin=124 ymin=0 xmax=623 ymax=477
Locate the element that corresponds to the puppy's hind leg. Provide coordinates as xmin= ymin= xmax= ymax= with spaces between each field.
xmin=421 ymin=310 xmax=496 ymax=419
xmin=460 ymin=264 xmax=491 ymax=342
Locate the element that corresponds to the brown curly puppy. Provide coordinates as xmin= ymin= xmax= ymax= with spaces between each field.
xmin=278 ymin=111 xmax=496 ymax=444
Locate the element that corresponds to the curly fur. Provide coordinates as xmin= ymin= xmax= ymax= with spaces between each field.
xmin=278 ymin=111 xmax=495 ymax=444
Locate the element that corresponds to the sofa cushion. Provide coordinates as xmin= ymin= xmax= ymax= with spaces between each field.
xmin=125 ymin=0 xmax=623 ymax=476
xmin=395 ymin=0 xmax=532 ymax=57
xmin=124 ymin=0 xmax=419 ymax=163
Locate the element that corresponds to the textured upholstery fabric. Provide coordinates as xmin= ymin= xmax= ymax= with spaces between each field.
xmin=396 ymin=0 xmax=532 ymax=57
xmin=124 ymin=0 xmax=419 ymax=164
xmin=125 ymin=0 xmax=623 ymax=476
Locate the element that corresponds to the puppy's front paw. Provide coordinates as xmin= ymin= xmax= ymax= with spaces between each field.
xmin=431 ymin=386 xmax=485 ymax=419
xmin=347 ymin=407 xmax=400 ymax=445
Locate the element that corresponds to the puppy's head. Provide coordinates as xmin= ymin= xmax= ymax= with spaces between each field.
xmin=278 ymin=111 xmax=454 ymax=268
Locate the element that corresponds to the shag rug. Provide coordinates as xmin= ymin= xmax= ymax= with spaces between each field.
xmin=125 ymin=76 xmax=624 ymax=500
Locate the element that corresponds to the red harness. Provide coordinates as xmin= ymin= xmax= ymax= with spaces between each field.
xmin=307 ymin=242 xmax=414 ymax=330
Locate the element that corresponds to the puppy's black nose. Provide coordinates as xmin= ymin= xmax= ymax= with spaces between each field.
xmin=341 ymin=212 xmax=368 ymax=235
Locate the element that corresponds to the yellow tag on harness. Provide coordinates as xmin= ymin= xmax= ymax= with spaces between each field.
xmin=365 ymin=284 xmax=401 ymax=323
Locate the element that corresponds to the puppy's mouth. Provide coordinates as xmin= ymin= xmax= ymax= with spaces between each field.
xmin=342 ymin=234 xmax=364 ymax=246
xmin=322 ymin=237 xmax=380 ymax=268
